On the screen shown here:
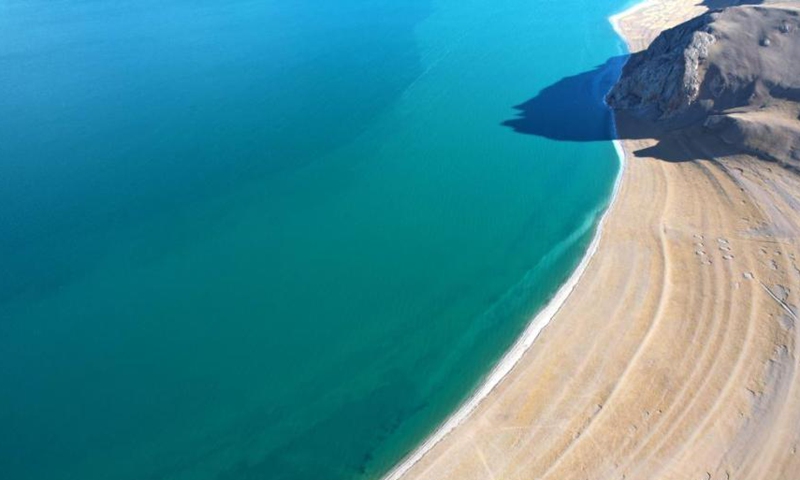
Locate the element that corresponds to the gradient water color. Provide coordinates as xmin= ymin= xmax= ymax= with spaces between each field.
xmin=0 ymin=0 xmax=625 ymax=479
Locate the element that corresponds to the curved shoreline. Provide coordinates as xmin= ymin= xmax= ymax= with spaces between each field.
xmin=383 ymin=158 xmax=626 ymax=480
xmin=381 ymin=1 xmax=800 ymax=478
xmin=609 ymin=0 xmax=655 ymax=39
xmin=381 ymin=13 xmax=633 ymax=477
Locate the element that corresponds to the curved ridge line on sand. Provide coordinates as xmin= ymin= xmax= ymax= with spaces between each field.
xmin=381 ymin=85 xmax=630 ymax=480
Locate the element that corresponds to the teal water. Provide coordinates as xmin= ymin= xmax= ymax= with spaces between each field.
xmin=0 ymin=1 xmax=626 ymax=479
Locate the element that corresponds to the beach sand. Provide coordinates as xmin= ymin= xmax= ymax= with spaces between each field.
xmin=385 ymin=1 xmax=800 ymax=479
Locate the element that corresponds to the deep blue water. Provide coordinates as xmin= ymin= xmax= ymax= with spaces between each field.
xmin=0 ymin=0 xmax=625 ymax=479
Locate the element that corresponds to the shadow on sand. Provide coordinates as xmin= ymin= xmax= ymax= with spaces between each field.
xmin=701 ymin=0 xmax=762 ymax=9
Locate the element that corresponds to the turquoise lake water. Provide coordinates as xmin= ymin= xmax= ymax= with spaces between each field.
xmin=0 ymin=0 xmax=626 ymax=479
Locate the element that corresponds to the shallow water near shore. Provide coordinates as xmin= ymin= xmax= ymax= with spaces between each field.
xmin=0 ymin=0 xmax=625 ymax=479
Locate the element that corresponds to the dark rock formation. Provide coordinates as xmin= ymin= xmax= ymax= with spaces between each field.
xmin=607 ymin=2 xmax=800 ymax=168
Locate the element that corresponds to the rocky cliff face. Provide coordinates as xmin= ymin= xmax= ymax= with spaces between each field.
xmin=607 ymin=2 xmax=800 ymax=168
xmin=607 ymin=13 xmax=718 ymax=120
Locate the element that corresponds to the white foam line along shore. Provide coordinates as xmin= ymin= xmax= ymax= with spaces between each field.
xmin=380 ymin=8 xmax=638 ymax=477
xmin=610 ymin=0 xmax=655 ymax=40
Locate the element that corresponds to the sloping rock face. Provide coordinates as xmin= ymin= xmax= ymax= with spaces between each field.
xmin=607 ymin=3 xmax=800 ymax=168
xmin=607 ymin=13 xmax=718 ymax=120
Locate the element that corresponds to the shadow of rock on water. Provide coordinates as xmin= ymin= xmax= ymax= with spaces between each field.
xmin=501 ymin=56 xmax=628 ymax=142
xmin=502 ymin=53 xmax=742 ymax=162
xmin=506 ymin=1 xmax=788 ymax=163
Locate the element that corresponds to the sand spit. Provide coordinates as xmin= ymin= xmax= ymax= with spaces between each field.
xmin=386 ymin=1 xmax=800 ymax=479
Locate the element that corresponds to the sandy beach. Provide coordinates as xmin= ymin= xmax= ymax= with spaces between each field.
xmin=385 ymin=1 xmax=800 ymax=479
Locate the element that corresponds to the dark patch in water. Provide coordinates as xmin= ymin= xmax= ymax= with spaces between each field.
xmin=502 ymin=56 xmax=627 ymax=142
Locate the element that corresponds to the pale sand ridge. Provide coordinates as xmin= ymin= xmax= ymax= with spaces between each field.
xmin=386 ymin=1 xmax=800 ymax=479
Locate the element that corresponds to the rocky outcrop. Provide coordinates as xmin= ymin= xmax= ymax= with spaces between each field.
xmin=606 ymin=13 xmax=717 ymax=120
xmin=607 ymin=2 xmax=800 ymax=168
